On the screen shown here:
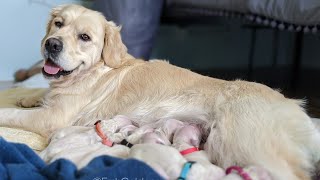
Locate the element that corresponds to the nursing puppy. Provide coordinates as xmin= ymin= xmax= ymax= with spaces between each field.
xmin=131 ymin=132 xmax=211 ymax=180
xmin=129 ymin=143 xmax=206 ymax=180
xmin=172 ymin=125 xmax=272 ymax=180
xmin=172 ymin=125 xmax=225 ymax=179
xmin=0 ymin=4 xmax=320 ymax=180
xmin=138 ymin=119 xmax=184 ymax=145
xmin=40 ymin=115 xmax=133 ymax=168
xmin=120 ymin=119 xmax=183 ymax=145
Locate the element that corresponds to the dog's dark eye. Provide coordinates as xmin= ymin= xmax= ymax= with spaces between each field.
xmin=54 ymin=21 xmax=63 ymax=28
xmin=79 ymin=34 xmax=91 ymax=41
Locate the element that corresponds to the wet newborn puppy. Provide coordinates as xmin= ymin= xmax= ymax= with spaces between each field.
xmin=172 ymin=124 xmax=225 ymax=179
xmin=40 ymin=115 xmax=132 ymax=168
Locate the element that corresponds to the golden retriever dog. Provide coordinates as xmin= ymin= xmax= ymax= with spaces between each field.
xmin=0 ymin=4 xmax=320 ymax=180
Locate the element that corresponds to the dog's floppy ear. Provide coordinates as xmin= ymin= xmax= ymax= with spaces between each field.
xmin=45 ymin=5 xmax=66 ymax=34
xmin=42 ymin=5 xmax=66 ymax=46
xmin=102 ymin=21 xmax=128 ymax=68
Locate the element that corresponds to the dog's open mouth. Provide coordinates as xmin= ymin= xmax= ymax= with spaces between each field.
xmin=42 ymin=59 xmax=73 ymax=78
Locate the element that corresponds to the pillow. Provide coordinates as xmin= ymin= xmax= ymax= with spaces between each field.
xmin=0 ymin=88 xmax=48 ymax=152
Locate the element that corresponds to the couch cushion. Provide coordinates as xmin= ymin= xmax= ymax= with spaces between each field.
xmin=165 ymin=0 xmax=320 ymax=26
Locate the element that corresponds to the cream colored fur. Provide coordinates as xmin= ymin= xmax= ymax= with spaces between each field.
xmin=0 ymin=4 xmax=320 ymax=180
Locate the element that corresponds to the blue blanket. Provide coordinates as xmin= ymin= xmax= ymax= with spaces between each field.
xmin=0 ymin=138 xmax=163 ymax=180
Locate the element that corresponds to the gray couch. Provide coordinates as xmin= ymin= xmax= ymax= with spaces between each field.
xmin=164 ymin=0 xmax=320 ymax=32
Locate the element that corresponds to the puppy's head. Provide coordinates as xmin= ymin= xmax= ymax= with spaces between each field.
xmin=41 ymin=4 xmax=128 ymax=80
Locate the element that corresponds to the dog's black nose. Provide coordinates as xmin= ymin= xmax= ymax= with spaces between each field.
xmin=45 ymin=38 xmax=63 ymax=53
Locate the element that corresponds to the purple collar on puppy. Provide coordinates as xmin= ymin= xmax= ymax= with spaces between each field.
xmin=226 ymin=166 xmax=252 ymax=180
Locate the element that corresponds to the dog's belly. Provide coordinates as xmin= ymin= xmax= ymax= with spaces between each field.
xmin=123 ymin=102 xmax=211 ymax=127
xmin=74 ymin=97 xmax=212 ymax=129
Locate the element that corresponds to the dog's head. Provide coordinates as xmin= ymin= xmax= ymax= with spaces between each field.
xmin=41 ymin=4 xmax=128 ymax=79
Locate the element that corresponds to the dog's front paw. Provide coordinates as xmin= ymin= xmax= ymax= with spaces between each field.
xmin=16 ymin=97 xmax=42 ymax=108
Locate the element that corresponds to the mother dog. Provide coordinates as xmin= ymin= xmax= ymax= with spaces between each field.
xmin=0 ymin=5 xmax=319 ymax=180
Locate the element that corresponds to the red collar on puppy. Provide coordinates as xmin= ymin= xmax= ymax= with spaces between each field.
xmin=95 ymin=120 xmax=114 ymax=147
xmin=180 ymin=147 xmax=199 ymax=155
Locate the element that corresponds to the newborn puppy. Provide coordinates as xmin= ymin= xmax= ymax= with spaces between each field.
xmin=154 ymin=118 xmax=184 ymax=142
xmin=40 ymin=115 xmax=133 ymax=168
xmin=47 ymin=143 xmax=130 ymax=169
xmin=140 ymin=119 xmax=183 ymax=145
xmin=128 ymin=120 xmax=218 ymax=179
xmin=141 ymin=132 xmax=170 ymax=145
xmin=129 ymin=143 xmax=212 ymax=180
xmin=172 ymin=124 xmax=225 ymax=179
xmin=126 ymin=118 xmax=184 ymax=145
xmin=126 ymin=124 xmax=155 ymax=144
xmin=100 ymin=115 xmax=137 ymax=143
xmin=40 ymin=126 xmax=99 ymax=162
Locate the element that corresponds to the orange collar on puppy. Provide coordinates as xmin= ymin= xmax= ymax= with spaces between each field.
xmin=180 ymin=147 xmax=199 ymax=155
xmin=95 ymin=120 xmax=114 ymax=147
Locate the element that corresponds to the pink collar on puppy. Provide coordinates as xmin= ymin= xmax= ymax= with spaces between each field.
xmin=95 ymin=120 xmax=114 ymax=147
xmin=180 ymin=147 xmax=199 ymax=155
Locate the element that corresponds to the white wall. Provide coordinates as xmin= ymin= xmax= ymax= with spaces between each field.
xmin=0 ymin=0 xmax=79 ymax=80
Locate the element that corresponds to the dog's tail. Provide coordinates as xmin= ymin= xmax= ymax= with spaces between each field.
xmin=310 ymin=117 xmax=320 ymax=180
xmin=313 ymin=161 xmax=320 ymax=180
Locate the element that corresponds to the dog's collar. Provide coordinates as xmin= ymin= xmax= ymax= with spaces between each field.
xmin=180 ymin=147 xmax=199 ymax=156
xmin=226 ymin=166 xmax=252 ymax=180
xmin=177 ymin=161 xmax=196 ymax=180
xmin=120 ymin=139 xmax=134 ymax=148
xmin=95 ymin=120 xmax=114 ymax=147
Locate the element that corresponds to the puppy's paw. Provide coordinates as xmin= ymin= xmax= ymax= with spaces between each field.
xmin=16 ymin=97 xmax=42 ymax=108
xmin=107 ymin=132 xmax=126 ymax=143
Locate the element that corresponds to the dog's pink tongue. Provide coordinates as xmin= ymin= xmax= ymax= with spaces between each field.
xmin=44 ymin=60 xmax=61 ymax=75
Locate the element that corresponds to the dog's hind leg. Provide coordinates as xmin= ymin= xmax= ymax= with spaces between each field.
xmin=205 ymin=98 xmax=317 ymax=180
